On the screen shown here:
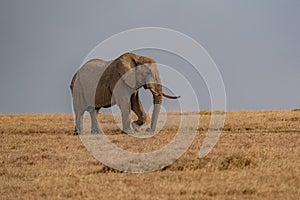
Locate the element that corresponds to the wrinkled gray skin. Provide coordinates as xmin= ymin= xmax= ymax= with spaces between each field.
xmin=70 ymin=52 xmax=179 ymax=135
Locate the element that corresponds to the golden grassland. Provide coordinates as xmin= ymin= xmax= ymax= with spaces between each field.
xmin=0 ymin=111 xmax=300 ymax=199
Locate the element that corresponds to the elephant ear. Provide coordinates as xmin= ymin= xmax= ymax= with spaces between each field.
xmin=137 ymin=56 xmax=155 ymax=66
xmin=116 ymin=53 xmax=138 ymax=89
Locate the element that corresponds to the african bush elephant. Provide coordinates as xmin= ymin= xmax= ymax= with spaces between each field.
xmin=70 ymin=52 xmax=179 ymax=135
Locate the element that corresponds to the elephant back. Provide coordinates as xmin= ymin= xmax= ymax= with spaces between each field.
xmin=72 ymin=59 xmax=112 ymax=109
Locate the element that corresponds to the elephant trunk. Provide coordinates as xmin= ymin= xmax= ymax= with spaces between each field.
xmin=148 ymin=83 xmax=180 ymax=131
xmin=149 ymin=84 xmax=162 ymax=131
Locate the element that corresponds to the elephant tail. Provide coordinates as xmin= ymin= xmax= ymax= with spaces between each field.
xmin=70 ymin=72 xmax=78 ymax=93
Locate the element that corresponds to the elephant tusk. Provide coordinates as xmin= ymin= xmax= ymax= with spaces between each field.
xmin=150 ymin=88 xmax=161 ymax=96
xmin=162 ymin=92 xmax=180 ymax=99
xmin=150 ymin=88 xmax=180 ymax=99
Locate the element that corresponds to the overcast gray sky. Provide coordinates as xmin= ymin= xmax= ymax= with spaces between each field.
xmin=0 ymin=0 xmax=299 ymax=113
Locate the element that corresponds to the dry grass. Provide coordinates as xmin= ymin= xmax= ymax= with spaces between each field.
xmin=0 ymin=111 xmax=300 ymax=199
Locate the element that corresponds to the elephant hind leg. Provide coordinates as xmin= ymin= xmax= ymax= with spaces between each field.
xmin=89 ymin=107 xmax=101 ymax=134
xmin=74 ymin=109 xmax=84 ymax=135
xmin=131 ymin=91 xmax=147 ymax=128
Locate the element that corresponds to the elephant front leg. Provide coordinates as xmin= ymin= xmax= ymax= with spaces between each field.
xmin=117 ymin=97 xmax=134 ymax=134
xmin=131 ymin=91 xmax=147 ymax=132
xmin=120 ymin=107 xmax=134 ymax=134
xmin=114 ymin=86 xmax=134 ymax=134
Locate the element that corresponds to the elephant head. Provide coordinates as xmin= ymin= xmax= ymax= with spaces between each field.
xmin=115 ymin=53 xmax=180 ymax=131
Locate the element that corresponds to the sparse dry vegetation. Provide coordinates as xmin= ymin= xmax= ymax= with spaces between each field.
xmin=1 ymin=111 xmax=300 ymax=199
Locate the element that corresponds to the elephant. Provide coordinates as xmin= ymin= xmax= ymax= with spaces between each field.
xmin=70 ymin=52 xmax=179 ymax=135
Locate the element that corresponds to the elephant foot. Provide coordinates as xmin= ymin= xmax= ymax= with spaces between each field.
xmin=122 ymin=129 xmax=135 ymax=135
xmin=145 ymin=127 xmax=155 ymax=133
xmin=132 ymin=122 xmax=141 ymax=132
xmin=74 ymin=127 xmax=81 ymax=135
xmin=91 ymin=128 xmax=102 ymax=134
